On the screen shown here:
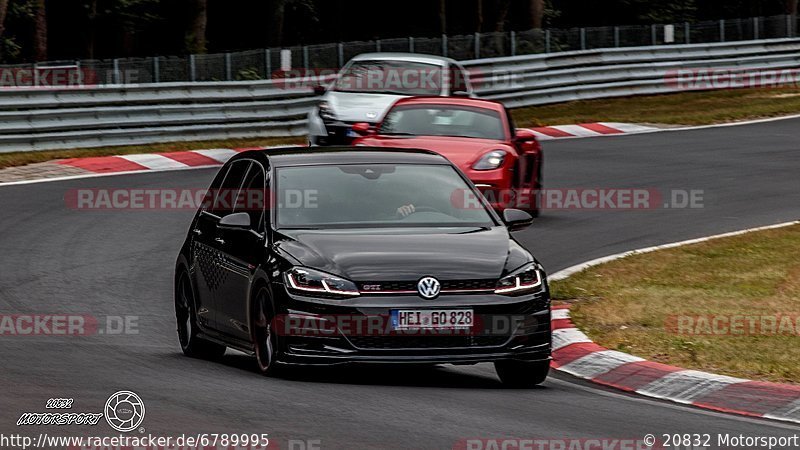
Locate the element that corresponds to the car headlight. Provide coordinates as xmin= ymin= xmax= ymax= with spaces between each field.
xmin=472 ymin=150 xmax=507 ymax=170
xmin=285 ymin=267 xmax=359 ymax=297
xmin=495 ymin=263 xmax=543 ymax=295
xmin=318 ymin=101 xmax=336 ymax=121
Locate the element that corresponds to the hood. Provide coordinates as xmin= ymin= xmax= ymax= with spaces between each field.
xmin=325 ymin=91 xmax=407 ymax=123
xmin=354 ymin=135 xmax=514 ymax=169
xmin=275 ymin=226 xmax=513 ymax=282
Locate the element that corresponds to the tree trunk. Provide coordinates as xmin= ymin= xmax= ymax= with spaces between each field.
xmin=186 ymin=0 xmax=208 ymax=54
xmin=439 ymin=0 xmax=447 ymax=35
xmin=530 ymin=0 xmax=544 ymax=29
xmin=86 ymin=0 xmax=98 ymax=59
xmin=494 ymin=0 xmax=511 ymax=32
xmin=0 ymin=0 xmax=9 ymax=41
xmin=476 ymin=0 xmax=483 ymax=32
xmin=33 ymin=0 xmax=47 ymax=61
xmin=269 ymin=0 xmax=286 ymax=47
xmin=787 ymin=0 xmax=798 ymax=16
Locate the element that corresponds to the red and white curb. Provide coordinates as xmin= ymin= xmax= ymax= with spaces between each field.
xmin=57 ymin=148 xmax=261 ymax=174
xmin=549 ymin=220 xmax=800 ymax=424
xmin=51 ymin=123 xmax=657 ymax=175
xmin=530 ymin=122 xmax=658 ymax=140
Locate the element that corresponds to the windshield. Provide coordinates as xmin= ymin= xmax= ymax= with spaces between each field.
xmin=276 ymin=164 xmax=495 ymax=229
xmin=334 ymin=60 xmax=443 ymax=95
xmin=379 ymin=105 xmax=506 ymax=140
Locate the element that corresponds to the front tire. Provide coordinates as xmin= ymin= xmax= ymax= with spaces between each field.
xmin=252 ymin=287 xmax=282 ymax=376
xmin=175 ymin=270 xmax=226 ymax=360
xmin=494 ymin=360 xmax=550 ymax=388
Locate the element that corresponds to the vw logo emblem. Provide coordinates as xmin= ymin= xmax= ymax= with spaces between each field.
xmin=366 ymin=112 xmax=377 ymax=120
xmin=104 ymin=390 xmax=145 ymax=432
xmin=417 ymin=277 xmax=441 ymax=299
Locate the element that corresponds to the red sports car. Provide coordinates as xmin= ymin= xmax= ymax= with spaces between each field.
xmin=351 ymin=97 xmax=542 ymax=215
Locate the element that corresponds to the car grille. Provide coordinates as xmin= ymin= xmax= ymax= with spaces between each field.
xmin=358 ymin=279 xmax=496 ymax=293
xmin=347 ymin=335 xmax=509 ymax=350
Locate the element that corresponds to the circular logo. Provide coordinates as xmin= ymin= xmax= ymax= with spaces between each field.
xmin=366 ymin=112 xmax=377 ymax=120
xmin=417 ymin=277 xmax=441 ymax=299
xmin=104 ymin=391 xmax=145 ymax=432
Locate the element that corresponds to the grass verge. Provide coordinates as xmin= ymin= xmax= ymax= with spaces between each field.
xmin=550 ymin=224 xmax=800 ymax=384
xmin=511 ymin=87 xmax=800 ymax=127
xmin=3 ymin=87 xmax=800 ymax=170
xmin=0 ymin=137 xmax=304 ymax=170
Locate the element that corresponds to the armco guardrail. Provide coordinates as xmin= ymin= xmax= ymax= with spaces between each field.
xmin=2 ymin=38 xmax=800 ymax=153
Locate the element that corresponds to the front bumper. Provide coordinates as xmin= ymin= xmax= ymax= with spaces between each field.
xmin=272 ymin=285 xmax=552 ymax=365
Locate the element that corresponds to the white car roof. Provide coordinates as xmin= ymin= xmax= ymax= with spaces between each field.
xmin=349 ymin=53 xmax=459 ymax=67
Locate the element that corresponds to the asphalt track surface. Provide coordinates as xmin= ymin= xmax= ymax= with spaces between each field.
xmin=1 ymin=118 xmax=799 ymax=449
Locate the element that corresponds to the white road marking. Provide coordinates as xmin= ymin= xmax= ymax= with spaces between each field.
xmin=558 ymin=350 xmax=645 ymax=379
xmin=549 ymin=125 xmax=603 ymax=137
xmin=551 ymin=308 xmax=571 ymax=320
xmin=119 ymin=153 xmax=189 ymax=170
xmin=637 ymin=370 xmax=748 ymax=404
xmin=192 ymin=148 xmax=239 ymax=163
xmin=552 ymin=327 xmax=592 ymax=351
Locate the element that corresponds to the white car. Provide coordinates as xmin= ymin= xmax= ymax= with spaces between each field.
xmin=307 ymin=53 xmax=474 ymax=146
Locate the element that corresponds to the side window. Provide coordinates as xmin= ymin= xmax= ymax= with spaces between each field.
xmin=210 ymin=160 xmax=251 ymax=217
xmin=234 ymin=162 xmax=267 ymax=233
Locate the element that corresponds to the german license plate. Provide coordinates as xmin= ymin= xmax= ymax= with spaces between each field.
xmin=391 ymin=309 xmax=474 ymax=330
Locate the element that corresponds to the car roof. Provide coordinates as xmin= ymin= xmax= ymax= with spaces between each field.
xmin=390 ymin=96 xmax=506 ymax=111
xmin=236 ymin=146 xmax=451 ymax=167
xmin=349 ymin=53 xmax=458 ymax=66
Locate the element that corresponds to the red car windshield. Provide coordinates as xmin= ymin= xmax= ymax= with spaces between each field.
xmin=379 ymin=105 xmax=505 ymax=140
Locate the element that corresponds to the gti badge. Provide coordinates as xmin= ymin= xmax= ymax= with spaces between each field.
xmin=417 ymin=277 xmax=441 ymax=299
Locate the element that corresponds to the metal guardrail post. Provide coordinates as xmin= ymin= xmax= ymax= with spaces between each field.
xmin=265 ymin=49 xmax=271 ymax=77
xmin=545 ymin=29 xmax=551 ymax=53
xmin=510 ymin=31 xmax=516 ymax=56
xmin=189 ymin=54 xmax=196 ymax=82
xmin=719 ymin=19 xmax=725 ymax=42
xmin=409 ymin=37 xmax=415 ymax=53
xmin=113 ymin=58 xmax=121 ymax=84
xmin=337 ymin=43 xmax=344 ymax=68
xmin=754 ymin=17 xmax=759 ymax=40
xmin=442 ymin=35 xmax=448 ymax=57
xmin=376 ymin=39 xmax=382 ymax=52
xmin=580 ymin=28 xmax=586 ymax=50
xmin=225 ymin=53 xmax=232 ymax=81
xmin=651 ymin=24 xmax=657 ymax=45
xmin=474 ymin=33 xmax=480 ymax=59
xmin=153 ymin=57 xmax=160 ymax=83
xmin=787 ymin=14 xmax=794 ymax=38
xmin=302 ymin=46 xmax=309 ymax=69
xmin=614 ymin=27 xmax=620 ymax=47
xmin=685 ymin=22 xmax=690 ymax=44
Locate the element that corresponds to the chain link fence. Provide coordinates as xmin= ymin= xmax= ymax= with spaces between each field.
xmin=4 ymin=14 xmax=798 ymax=87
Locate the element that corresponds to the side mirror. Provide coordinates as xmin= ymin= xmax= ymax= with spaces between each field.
xmin=313 ymin=85 xmax=327 ymax=95
xmin=351 ymin=122 xmax=373 ymax=136
xmin=514 ymin=129 xmax=539 ymax=144
xmin=503 ymin=208 xmax=533 ymax=231
xmin=218 ymin=212 xmax=251 ymax=230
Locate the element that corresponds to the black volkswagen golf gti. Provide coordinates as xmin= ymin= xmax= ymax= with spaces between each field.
xmin=174 ymin=147 xmax=552 ymax=386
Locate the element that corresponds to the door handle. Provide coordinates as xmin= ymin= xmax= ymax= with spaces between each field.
xmin=214 ymin=238 xmax=226 ymax=245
